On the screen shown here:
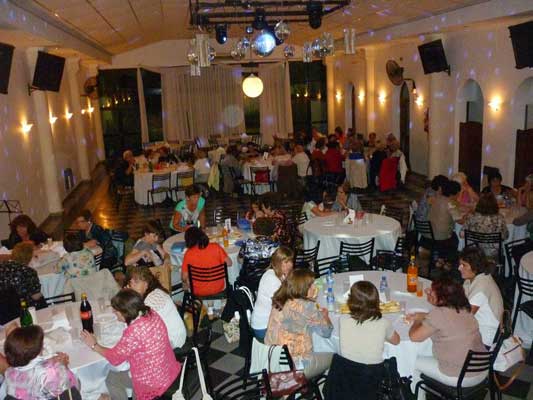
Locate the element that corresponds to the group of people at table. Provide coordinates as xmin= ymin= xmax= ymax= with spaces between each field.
xmin=0 ymin=128 xmax=532 ymax=399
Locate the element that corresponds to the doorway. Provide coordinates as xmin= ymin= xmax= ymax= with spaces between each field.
xmin=399 ymin=82 xmax=410 ymax=164
xmin=512 ymin=78 xmax=533 ymax=187
xmin=458 ymin=80 xmax=484 ymax=191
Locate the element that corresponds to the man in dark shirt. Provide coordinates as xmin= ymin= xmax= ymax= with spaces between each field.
xmin=76 ymin=210 xmax=118 ymax=270
xmin=115 ymin=150 xmax=135 ymax=187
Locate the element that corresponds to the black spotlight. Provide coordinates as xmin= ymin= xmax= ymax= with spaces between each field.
xmin=307 ymin=1 xmax=323 ymax=29
xmin=215 ymin=24 xmax=228 ymax=44
xmin=252 ymin=8 xmax=267 ymax=30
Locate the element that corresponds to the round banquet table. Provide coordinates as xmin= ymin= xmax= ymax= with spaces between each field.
xmin=0 ymin=301 xmax=125 ymax=400
xmin=513 ymin=251 xmax=533 ymax=346
xmin=303 ymin=214 xmax=402 ymax=260
xmin=133 ymin=165 xmax=193 ymax=206
xmin=313 ymin=270 xmax=433 ymax=378
xmin=162 ymin=229 xmax=249 ymax=287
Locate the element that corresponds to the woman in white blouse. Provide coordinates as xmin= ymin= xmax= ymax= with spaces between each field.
xmin=251 ymin=246 xmax=294 ymax=340
xmin=126 ymin=266 xmax=187 ymax=349
xmin=459 ymin=246 xmax=504 ymax=347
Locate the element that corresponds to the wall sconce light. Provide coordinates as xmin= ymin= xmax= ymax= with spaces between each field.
xmin=415 ymin=95 xmax=424 ymax=108
xmin=81 ymin=109 xmax=86 ymax=115
xmin=21 ymin=122 xmax=33 ymax=134
xmin=378 ymin=92 xmax=387 ymax=104
xmin=317 ymin=92 xmax=322 ymax=100
xmin=87 ymin=105 xmax=94 ymax=113
xmin=304 ymin=91 xmax=309 ymax=98
xmin=488 ymin=97 xmax=502 ymax=111
xmin=296 ymin=93 xmax=300 ymax=98
xmin=358 ymin=90 xmax=365 ymax=102
xmin=336 ymin=90 xmax=342 ymax=102
xmin=65 ymin=110 xmax=73 ymax=120
xmin=49 ymin=115 xmax=58 ymax=124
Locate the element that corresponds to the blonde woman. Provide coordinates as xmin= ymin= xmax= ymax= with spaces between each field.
xmin=251 ymin=246 xmax=294 ymax=340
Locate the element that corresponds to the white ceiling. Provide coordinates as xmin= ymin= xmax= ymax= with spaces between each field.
xmin=28 ymin=0 xmax=489 ymax=54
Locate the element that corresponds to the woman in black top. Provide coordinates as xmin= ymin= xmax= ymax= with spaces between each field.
xmin=6 ymin=214 xmax=48 ymax=250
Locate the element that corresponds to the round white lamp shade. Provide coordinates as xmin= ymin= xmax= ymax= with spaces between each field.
xmin=242 ymin=74 xmax=264 ymax=98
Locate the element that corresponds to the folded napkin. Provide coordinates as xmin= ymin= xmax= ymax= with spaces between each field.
xmin=51 ymin=310 xmax=71 ymax=331
xmin=47 ymin=327 xmax=72 ymax=347
xmin=343 ymin=209 xmax=356 ymax=224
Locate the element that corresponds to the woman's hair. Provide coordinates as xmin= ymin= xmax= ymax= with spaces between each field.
xmin=326 ymin=141 xmax=339 ymax=149
xmin=125 ymin=265 xmax=167 ymax=298
xmin=184 ymin=226 xmax=209 ymax=249
xmin=459 ymin=246 xmax=493 ymax=275
xmin=142 ymin=220 xmax=162 ymax=236
xmin=322 ymin=193 xmax=336 ymax=210
xmin=475 ymin=192 xmax=499 ymax=215
xmin=272 ymin=269 xmax=315 ymax=310
xmin=489 ymin=172 xmax=503 ymax=183
xmin=249 ymin=198 xmax=261 ymax=212
xmin=11 ymin=242 xmax=34 ymax=265
xmin=315 ymin=138 xmax=326 ymax=150
xmin=442 ymin=180 xmax=461 ymax=197
xmin=340 ymin=181 xmax=351 ymax=194
xmin=430 ymin=175 xmax=449 ymax=191
xmin=253 ymin=217 xmax=277 ymax=237
xmin=347 ymin=281 xmax=382 ymax=324
xmin=451 ymin=172 xmax=467 ymax=185
xmin=431 ymin=276 xmax=471 ymax=313
xmin=334 ymin=126 xmax=344 ymax=136
xmin=10 ymin=214 xmax=38 ymax=236
xmin=5 ymin=325 xmax=44 ymax=367
xmin=196 ymin=150 xmax=206 ymax=159
xmin=63 ymin=233 xmax=83 ymax=253
xmin=80 ymin=209 xmax=93 ymax=222
xmin=185 ymin=185 xmax=202 ymax=198
xmin=270 ymin=246 xmax=294 ymax=278
xmin=111 ymin=288 xmax=151 ymax=325
xmin=260 ymin=196 xmax=275 ymax=210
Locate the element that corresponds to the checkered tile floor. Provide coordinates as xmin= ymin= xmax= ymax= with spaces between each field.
xmin=79 ymin=178 xmax=532 ymax=398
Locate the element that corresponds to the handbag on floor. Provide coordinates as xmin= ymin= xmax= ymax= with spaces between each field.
xmin=266 ymin=346 xmax=307 ymax=397
xmin=377 ymin=357 xmax=415 ymax=400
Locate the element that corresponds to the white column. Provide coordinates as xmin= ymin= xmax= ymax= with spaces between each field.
xmin=137 ymin=68 xmax=149 ymax=143
xmin=65 ymin=58 xmax=90 ymax=180
xmin=325 ymin=57 xmax=335 ymax=134
xmin=87 ymin=65 xmax=105 ymax=160
xmin=365 ymin=48 xmax=376 ymax=134
xmin=25 ymin=48 xmax=63 ymax=214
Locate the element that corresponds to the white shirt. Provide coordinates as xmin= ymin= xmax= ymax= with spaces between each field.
xmin=145 ymin=288 xmax=187 ymax=349
xmin=193 ymin=158 xmax=211 ymax=175
xmin=251 ymin=269 xmax=281 ymax=330
xmin=292 ymin=152 xmax=311 ymax=177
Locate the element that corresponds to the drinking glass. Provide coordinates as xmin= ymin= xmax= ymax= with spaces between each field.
xmin=417 ymin=281 xmax=424 ymax=297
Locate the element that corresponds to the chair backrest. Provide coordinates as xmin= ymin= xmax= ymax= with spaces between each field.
xmin=339 ymin=238 xmax=375 ymax=260
xmin=175 ymin=170 xmax=194 ymax=189
xmin=315 ymin=255 xmax=340 ymax=277
xmin=45 ymin=292 xmax=75 ymax=306
xmin=94 ymin=252 xmax=103 ymax=270
xmin=250 ymin=166 xmax=270 ymax=183
xmin=464 ymin=230 xmax=504 ymax=265
xmin=152 ymin=172 xmax=171 ymax=188
xmin=505 ymin=238 xmax=533 ymax=276
xmin=107 ymin=229 xmax=128 ymax=264
xmin=187 ymin=262 xmax=230 ymax=298
xmin=214 ymin=371 xmax=271 ymax=400
xmin=294 ymin=241 xmax=320 ymax=270
xmin=239 ymin=258 xmax=271 ymax=293
xmin=383 ymin=205 xmax=407 ymax=230
xmin=515 ymin=264 xmax=533 ymax=297
xmin=413 ymin=219 xmax=435 ymax=240
xmin=456 ymin=350 xmax=494 ymax=395
xmin=296 ymin=212 xmax=308 ymax=226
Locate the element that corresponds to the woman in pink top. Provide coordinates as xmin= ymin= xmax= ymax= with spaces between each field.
xmin=81 ymin=289 xmax=181 ymax=400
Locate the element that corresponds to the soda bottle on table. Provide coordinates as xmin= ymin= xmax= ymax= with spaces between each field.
xmin=407 ymin=255 xmax=418 ymax=293
xmin=80 ymin=293 xmax=94 ymax=333
xmin=20 ymin=300 xmax=33 ymax=327
xmin=222 ymin=227 xmax=229 ymax=248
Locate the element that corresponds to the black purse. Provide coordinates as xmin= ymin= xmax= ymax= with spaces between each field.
xmin=377 ymin=357 xmax=415 ymax=400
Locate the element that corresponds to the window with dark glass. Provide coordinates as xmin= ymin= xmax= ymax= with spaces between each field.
xmin=141 ymin=69 xmax=163 ymax=142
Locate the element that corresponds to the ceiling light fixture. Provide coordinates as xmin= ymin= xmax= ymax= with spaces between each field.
xmin=307 ymin=2 xmax=323 ymax=29
xmin=242 ymin=74 xmax=264 ymax=98
xmin=252 ymin=8 xmax=267 ymax=30
xmin=21 ymin=122 xmax=33 ymax=133
xmin=215 ymin=24 xmax=228 ymax=44
xmin=65 ymin=110 xmax=73 ymax=119
xmin=252 ymin=30 xmax=277 ymax=57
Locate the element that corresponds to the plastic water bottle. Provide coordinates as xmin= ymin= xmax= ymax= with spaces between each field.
xmin=326 ymin=287 xmax=335 ymax=312
xmin=326 ymin=268 xmax=335 ymax=288
xmin=380 ymin=275 xmax=389 ymax=293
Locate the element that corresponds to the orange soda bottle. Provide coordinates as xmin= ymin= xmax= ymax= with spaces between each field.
xmin=407 ymin=255 xmax=418 ymax=293
xmin=222 ymin=227 xmax=229 ymax=248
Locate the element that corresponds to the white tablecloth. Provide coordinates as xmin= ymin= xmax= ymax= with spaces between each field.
xmin=303 ymin=214 xmax=402 ymax=260
xmin=133 ymin=165 xmax=192 ymax=205
xmin=162 ymin=230 xmax=247 ymax=287
xmin=312 ymin=270 xmax=433 ymax=378
xmin=242 ymin=160 xmax=276 ymax=195
xmin=513 ymin=251 xmax=533 ymax=346
xmin=1 ymin=301 xmax=125 ymax=400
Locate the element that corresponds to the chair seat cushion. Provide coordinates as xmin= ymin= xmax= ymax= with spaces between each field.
xmin=419 ymin=374 xmax=487 ymax=398
xmin=519 ymin=300 xmax=533 ymax=318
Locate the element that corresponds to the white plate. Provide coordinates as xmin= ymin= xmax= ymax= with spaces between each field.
xmin=406 ymin=307 xmax=429 ymax=314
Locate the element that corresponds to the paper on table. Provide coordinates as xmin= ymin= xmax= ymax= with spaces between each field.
xmin=343 ymin=209 xmax=355 ymax=224
xmin=51 ymin=310 xmax=71 ymax=331
xmin=343 ymin=274 xmax=365 ymax=299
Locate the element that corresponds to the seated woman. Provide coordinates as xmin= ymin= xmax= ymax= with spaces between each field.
xmin=452 ymin=172 xmax=479 ymax=208
xmin=409 ymin=277 xmax=486 ymax=393
xmin=181 ymin=227 xmax=232 ymax=296
xmin=4 ymin=325 xmax=80 ymax=399
xmin=518 ymin=174 xmax=533 ymax=209
xmin=193 ymin=150 xmax=211 ymax=184
xmin=126 ymin=266 xmax=187 ymax=350
xmin=459 ymin=247 xmax=504 ymax=347
xmin=170 ymin=185 xmax=206 ymax=233
xmin=265 ymin=269 xmax=333 ymax=379
xmin=427 ymin=180 xmax=461 ymax=252
xmin=461 ymin=193 xmax=509 ymax=259
xmin=481 ymin=172 xmax=516 ymax=198
xmin=81 ymin=289 xmax=181 ymax=400
xmin=125 ymin=221 xmax=166 ymax=267
xmin=57 ymin=233 xmax=96 ymax=278
xmin=415 ymin=175 xmax=449 ymax=222
xmin=333 ymin=182 xmax=362 ymax=212
xmin=251 ymin=247 xmax=294 ymax=341
xmin=6 ymin=214 xmax=48 ymax=250
xmin=302 ymin=192 xmax=336 ymax=219
xmin=245 ymin=199 xmax=265 ymax=222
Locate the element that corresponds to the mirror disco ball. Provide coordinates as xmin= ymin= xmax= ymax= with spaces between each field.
xmin=252 ymin=30 xmax=276 ymax=57
xmin=208 ymin=46 xmax=216 ymax=62
xmin=283 ymin=44 xmax=295 ymax=58
xmin=274 ymin=20 xmax=291 ymax=41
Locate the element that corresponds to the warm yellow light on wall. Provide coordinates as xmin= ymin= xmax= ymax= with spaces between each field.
xmin=87 ymin=105 xmax=94 ymax=113
xmin=49 ymin=115 xmax=58 ymax=124
xmin=336 ymin=90 xmax=342 ymax=102
xmin=21 ymin=121 xmax=33 ymax=134
xmin=317 ymin=92 xmax=322 ymax=100
xmin=378 ymin=92 xmax=387 ymax=104
xmin=65 ymin=110 xmax=73 ymax=119
xmin=415 ymin=95 xmax=424 ymax=108
xmin=488 ymin=96 xmax=502 ymax=111
xmin=358 ymin=90 xmax=365 ymax=102
xmin=81 ymin=109 xmax=86 ymax=115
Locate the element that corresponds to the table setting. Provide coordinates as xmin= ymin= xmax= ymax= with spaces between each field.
xmin=302 ymin=213 xmax=402 ymax=260
xmin=312 ymin=270 xmax=433 ymax=378
xmin=0 ymin=300 xmax=126 ymax=400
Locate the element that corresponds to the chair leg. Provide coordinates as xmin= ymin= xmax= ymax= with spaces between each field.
xmin=511 ymin=296 xmax=521 ymax=333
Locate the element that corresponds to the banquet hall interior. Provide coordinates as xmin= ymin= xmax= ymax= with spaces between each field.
xmin=0 ymin=0 xmax=533 ymax=399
